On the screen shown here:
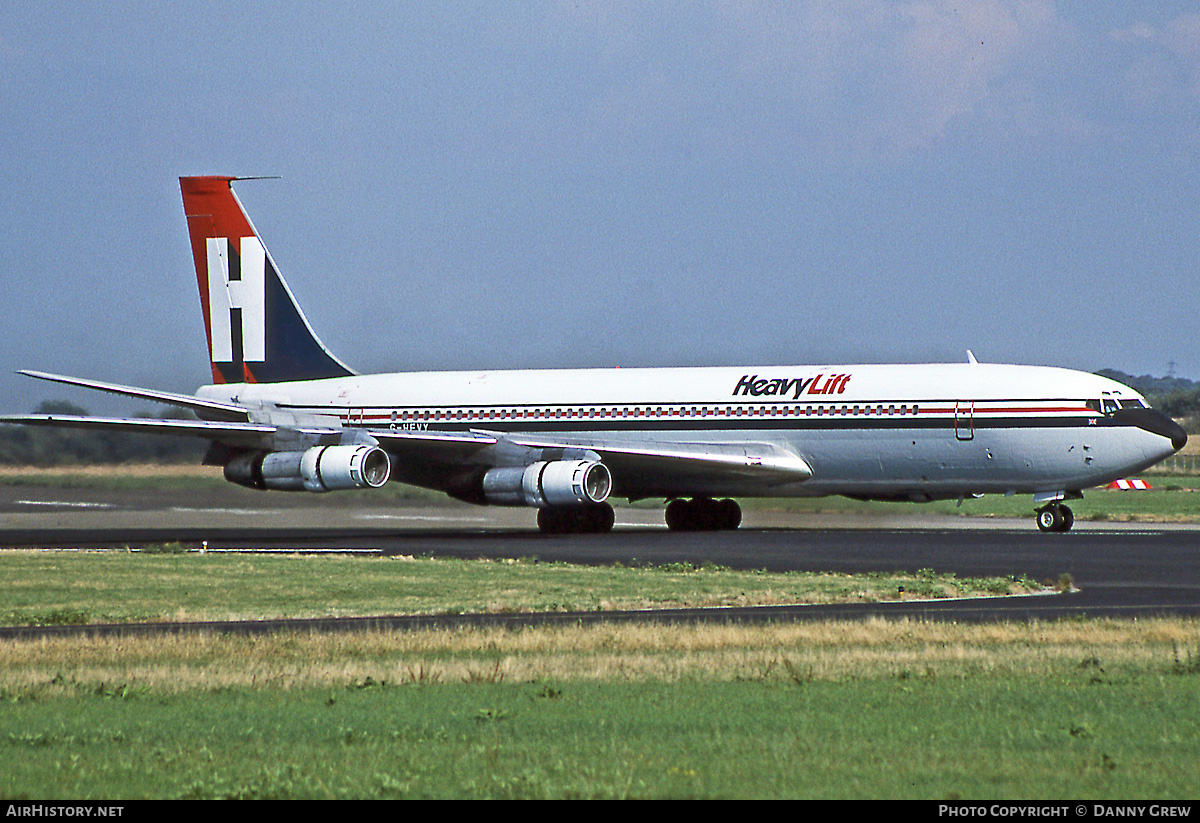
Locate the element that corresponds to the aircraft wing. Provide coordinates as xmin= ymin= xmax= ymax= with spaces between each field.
xmin=506 ymin=434 xmax=813 ymax=486
xmin=369 ymin=428 xmax=810 ymax=484
xmin=369 ymin=428 xmax=500 ymax=462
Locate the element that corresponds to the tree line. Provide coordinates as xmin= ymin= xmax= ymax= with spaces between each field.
xmin=0 ymin=402 xmax=205 ymax=465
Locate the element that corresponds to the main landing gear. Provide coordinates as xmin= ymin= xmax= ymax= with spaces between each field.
xmin=1035 ymin=503 xmax=1075 ymax=533
xmin=537 ymin=502 xmax=615 ymax=534
xmin=665 ymin=497 xmax=742 ymax=532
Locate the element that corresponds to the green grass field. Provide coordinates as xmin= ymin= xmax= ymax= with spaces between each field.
xmin=0 ymin=551 xmax=1044 ymax=626
xmin=1 ymin=619 xmax=1198 ymax=799
xmin=0 ymin=551 xmax=1196 ymax=798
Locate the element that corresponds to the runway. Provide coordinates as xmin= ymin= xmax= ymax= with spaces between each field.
xmin=2 ymin=484 xmax=1198 ymax=635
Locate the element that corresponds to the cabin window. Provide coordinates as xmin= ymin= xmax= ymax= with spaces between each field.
xmin=1101 ymin=398 xmax=1119 ymax=415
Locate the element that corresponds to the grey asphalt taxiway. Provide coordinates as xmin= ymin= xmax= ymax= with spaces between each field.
xmin=1 ymin=484 xmax=1198 ymax=635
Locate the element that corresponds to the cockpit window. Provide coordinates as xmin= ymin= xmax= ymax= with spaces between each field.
xmin=1090 ymin=397 xmax=1147 ymax=415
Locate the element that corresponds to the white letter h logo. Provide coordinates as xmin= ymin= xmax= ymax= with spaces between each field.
xmin=206 ymin=236 xmax=266 ymax=363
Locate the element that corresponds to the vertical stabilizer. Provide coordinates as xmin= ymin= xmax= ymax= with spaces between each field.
xmin=180 ymin=176 xmax=354 ymax=384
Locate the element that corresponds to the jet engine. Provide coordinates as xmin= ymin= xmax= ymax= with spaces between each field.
xmin=224 ymin=445 xmax=391 ymax=492
xmin=481 ymin=460 xmax=612 ymax=507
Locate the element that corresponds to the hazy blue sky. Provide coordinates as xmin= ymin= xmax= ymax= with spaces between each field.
xmin=1 ymin=1 xmax=1197 ymax=414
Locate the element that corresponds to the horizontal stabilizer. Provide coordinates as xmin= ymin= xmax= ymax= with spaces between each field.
xmin=16 ymin=370 xmax=250 ymax=422
xmin=0 ymin=414 xmax=333 ymax=450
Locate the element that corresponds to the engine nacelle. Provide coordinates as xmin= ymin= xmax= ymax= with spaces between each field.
xmin=481 ymin=460 xmax=612 ymax=507
xmin=224 ymin=445 xmax=391 ymax=492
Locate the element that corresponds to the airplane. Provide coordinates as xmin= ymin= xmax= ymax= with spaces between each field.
xmin=0 ymin=176 xmax=1187 ymax=534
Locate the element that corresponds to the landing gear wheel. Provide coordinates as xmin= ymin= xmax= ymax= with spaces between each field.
xmin=664 ymin=498 xmax=742 ymax=531
xmin=716 ymin=499 xmax=742 ymax=531
xmin=537 ymin=503 xmax=615 ymax=535
xmin=665 ymin=498 xmax=690 ymax=531
xmin=1036 ymin=506 xmax=1061 ymax=532
xmin=1058 ymin=504 xmax=1074 ymax=532
xmin=1036 ymin=504 xmax=1074 ymax=533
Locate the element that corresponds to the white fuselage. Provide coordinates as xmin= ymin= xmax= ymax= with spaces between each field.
xmin=198 ymin=362 xmax=1178 ymax=501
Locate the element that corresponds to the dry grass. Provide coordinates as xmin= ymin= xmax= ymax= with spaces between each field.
xmin=0 ymin=463 xmax=219 ymax=478
xmin=2 ymin=617 xmax=1195 ymax=695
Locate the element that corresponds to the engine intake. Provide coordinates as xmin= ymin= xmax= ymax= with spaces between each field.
xmin=224 ymin=445 xmax=391 ymax=492
xmin=481 ymin=460 xmax=612 ymax=507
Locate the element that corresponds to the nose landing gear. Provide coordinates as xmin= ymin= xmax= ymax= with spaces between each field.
xmin=1036 ymin=503 xmax=1075 ymax=533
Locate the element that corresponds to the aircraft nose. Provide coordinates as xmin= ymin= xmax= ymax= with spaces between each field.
xmin=1113 ymin=407 xmax=1188 ymax=452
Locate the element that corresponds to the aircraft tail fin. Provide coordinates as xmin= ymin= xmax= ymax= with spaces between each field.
xmin=179 ymin=176 xmax=355 ymax=385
